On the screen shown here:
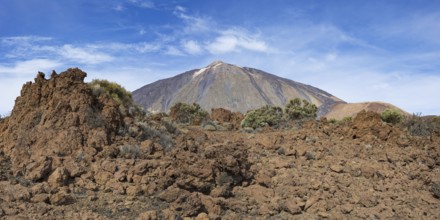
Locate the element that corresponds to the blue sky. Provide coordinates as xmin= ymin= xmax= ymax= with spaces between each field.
xmin=1 ymin=0 xmax=440 ymax=115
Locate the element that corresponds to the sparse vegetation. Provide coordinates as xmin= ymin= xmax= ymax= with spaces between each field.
xmin=402 ymin=113 xmax=440 ymax=136
xmin=134 ymin=121 xmax=175 ymax=150
xmin=284 ymin=98 xmax=318 ymax=120
xmin=341 ymin=116 xmax=353 ymax=123
xmin=240 ymin=98 xmax=317 ymax=129
xmin=403 ymin=113 xmax=430 ymax=136
xmin=89 ymin=79 xmax=133 ymax=107
xmin=432 ymin=116 xmax=440 ymax=135
xmin=84 ymin=106 xmax=105 ymax=128
xmin=89 ymin=79 xmax=147 ymax=118
xmin=241 ymin=105 xmax=284 ymax=129
xmin=163 ymin=120 xmax=178 ymax=134
xmin=169 ymin=102 xmax=209 ymax=125
xmin=118 ymin=145 xmax=140 ymax=159
xmin=329 ymin=116 xmax=353 ymax=125
xmin=381 ymin=108 xmax=404 ymax=124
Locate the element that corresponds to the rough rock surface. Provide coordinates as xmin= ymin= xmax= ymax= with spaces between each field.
xmin=210 ymin=108 xmax=243 ymax=130
xmin=0 ymin=69 xmax=439 ymax=219
xmin=2 ymin=69 xmax=124 ymax=178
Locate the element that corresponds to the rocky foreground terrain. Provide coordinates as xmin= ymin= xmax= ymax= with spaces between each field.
xmin=0 ymin=69 xmax=439 ymax=219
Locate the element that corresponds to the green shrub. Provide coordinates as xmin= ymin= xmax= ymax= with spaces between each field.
xmin=135 ymin=121 xmax=175 ymax=150
xmin=381 ymin=108 xmax=404 ymax=124
xmin=328 ymin=118 xmax=337 ymax=124
xmin=402 ymin=113 xmax=440 ymax=136
xmin=431 ymin=116 xmax=440 ymax=134
xmin=341 ymin=116 xmax=352 ymax=124
xmin=284 ymin=98 xmax=317 ymax=120
xmin=241 ymin=105 xmax=284 ymax=129
xmin=240 ymin=99 xmax=317 ymax=129
xmin=329 ymin=116 xmax=353 ymax=125
xmin=403 ymin=113 xmax=430 ymax=136
xmin=89 ymin=79 xmax=133 ymax=107
xmin=169 ymin=102 xmax=209 ymax=125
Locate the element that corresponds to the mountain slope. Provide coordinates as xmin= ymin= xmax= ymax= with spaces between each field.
xmin=324 ymin=102 xmax=408 ymax=120
xmin=133 ymin=61 xmax=345 ymax=116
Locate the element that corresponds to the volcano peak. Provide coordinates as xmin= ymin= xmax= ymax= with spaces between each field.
xmin=133 ymin=61 xmax=344 ymax=115
xmin=208 ymin=60 xmax=224 ymax=66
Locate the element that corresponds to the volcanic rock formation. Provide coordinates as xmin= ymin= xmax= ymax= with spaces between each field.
xmin=133 ymin=61 xmax=345 ymax=116
xmin=1 ymin=69 xmax=123 ymax=179
xmin=0 ymin=68 xmax=171 ymax=184
xmin=0 ymin=68 xmax=439 ymax=219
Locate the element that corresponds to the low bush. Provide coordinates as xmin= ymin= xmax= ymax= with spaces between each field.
xmin=431 ymin=116 xmax=440 ymax=135
xmin=340 ymin=116 xmax=353 ymax=124
xmin=329 ymin=116 xmax=352 ymax=125
xmin=381 ymin=108 xmax=404 ymax=124
xmin=169 ymin=102 xmax=209 ymax=125
xmin=284 ymin=98 xmax=317 ymax=120
xmin=240 ymin=99 xmax=317 ymax=129
xmin=84 ymin=106 xmax=105 ymax=128
xmin=241 ymin=105 xmax=283 ymax=129
xmin=118 ymin=145 xmax=140 ymax=159
xmin=89 ymin=79 xmax=146 ymax=117
xmin=403 ymin=114 xmax=430 ymax=136
xmin=89 ymin=79 xmax=133 ymax=107
xmin=402 ymin=113 xmax=440 ymax=136
xmin=131 ymin=121 xmax=175 ymax=150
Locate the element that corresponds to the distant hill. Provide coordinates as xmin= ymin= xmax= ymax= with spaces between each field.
xmin=324 ymin=102 xmax=408 ymax=120
xmin=133 ymin=61 xmax=344 ymax=117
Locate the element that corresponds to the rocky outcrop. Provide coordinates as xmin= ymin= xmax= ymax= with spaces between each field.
xmin=0 ymin=68 xmax=124 ymax=180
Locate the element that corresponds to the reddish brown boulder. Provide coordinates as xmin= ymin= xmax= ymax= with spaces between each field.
xmin=210 ymin=108 xmax=244 ymax=129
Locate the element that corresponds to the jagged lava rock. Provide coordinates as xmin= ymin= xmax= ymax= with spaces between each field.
xmin=0 ymin=68 xmax=123 ymax=180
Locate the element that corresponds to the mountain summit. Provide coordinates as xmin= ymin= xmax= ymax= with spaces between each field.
xmin=133 ymin=61 xmax=345 ymax=116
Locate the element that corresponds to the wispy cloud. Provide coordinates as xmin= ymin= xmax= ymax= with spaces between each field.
xmin=1 ymin=38 xmax=162 ymax=62
xmin=0 ymin=59 xmax=61 ymax=76
xmin=59 ymin=45 xmax=114 ymax=64
xmin=133 ymin=42 xmax=161 ymax=53
xmin=0 ymin=59 xmax=62 ymax=114
xmin=1 ymin=36 xmax=55 ymax=59
xmin=139 ymin=28 xmax=146 ymax=35
xmin=128 ymin=0 xmax=155 ymax=9
xmin=182 ymin=40 xmax=202 ymax=55
xmin=113 ymin=5 xmax=125 ymax=12
xmin=173 ymin=6 xmax=211 ymax=34
xmin=170 ymin=8 xmax=271 ymax=55
xmin=1 ymin=36 xmax=52 ymax=45
xmin=164 ymin=46 xmax=185 ymax=56
xmin=206 ymin=29 xmax=270 ymax=54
